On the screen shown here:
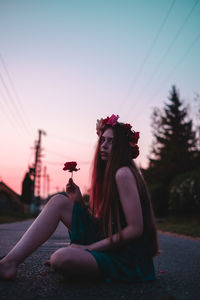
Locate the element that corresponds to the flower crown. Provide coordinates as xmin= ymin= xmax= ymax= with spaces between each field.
xmin=96 ymin=114 xmax=140 ymax=159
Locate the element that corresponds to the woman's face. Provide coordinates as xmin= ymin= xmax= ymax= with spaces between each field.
xmin=99 ymin=128 xmax=114 ymax=161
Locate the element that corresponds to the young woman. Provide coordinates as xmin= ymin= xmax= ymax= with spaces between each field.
xmin=0 ymin=114 xmax=158 ymax=282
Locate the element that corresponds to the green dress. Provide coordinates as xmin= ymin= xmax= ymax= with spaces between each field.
xmin=70 ymin=202 xmax=156 ymax=282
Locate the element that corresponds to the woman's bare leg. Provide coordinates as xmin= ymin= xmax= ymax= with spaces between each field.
xmin=50 ymin=247 xmax=101 ymax=279
xmin=0 ymin=194 xmax=73 ymax=279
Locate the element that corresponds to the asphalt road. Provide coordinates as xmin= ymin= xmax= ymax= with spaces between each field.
xmin=0 ymin=219 xmax=200 ymax=300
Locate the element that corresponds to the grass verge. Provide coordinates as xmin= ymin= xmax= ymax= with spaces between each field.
xmin=156 ymin=214 xmax=200 ymax=238
xmin=0 ymin=212 xmax=38 ymax=224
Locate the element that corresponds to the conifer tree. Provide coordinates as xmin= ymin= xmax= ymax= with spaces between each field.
xmin=148 ymin=85 xmax=196 ymax=186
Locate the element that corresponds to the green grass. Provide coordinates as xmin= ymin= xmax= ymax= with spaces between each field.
xmin=156 ymin=215 xmax=200 ymax=238
xmin=0 ymin=211 xmax=37 ymax=224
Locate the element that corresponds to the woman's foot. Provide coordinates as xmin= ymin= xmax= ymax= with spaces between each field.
xmin=0 ymin=259 xmax=17 ymax=280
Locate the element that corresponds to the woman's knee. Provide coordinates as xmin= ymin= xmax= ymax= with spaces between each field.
xmin=47 ymin=194 xmax=72 ymax=211
xmin=50 ymin=248 xmax=74 ymax=271
xmin=46 ymin=194 xmax=73 ymax=229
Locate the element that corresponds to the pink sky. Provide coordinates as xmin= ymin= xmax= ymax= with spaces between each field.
xmin=1 ymin=0 xmax=199 ymax=196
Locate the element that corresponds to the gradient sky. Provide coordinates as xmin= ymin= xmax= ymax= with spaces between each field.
xmin=0 ymin=0 xmax=200 ymax=196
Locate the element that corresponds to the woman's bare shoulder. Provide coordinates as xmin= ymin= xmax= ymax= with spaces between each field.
xmin=115 ymin=166 xmax=135 ymax=182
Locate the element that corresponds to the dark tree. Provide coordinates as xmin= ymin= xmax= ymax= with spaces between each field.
xmin=21 ymin=170 xmax=34 ymax=205
xmin=146 ymin=85 xmax=197 ymax=186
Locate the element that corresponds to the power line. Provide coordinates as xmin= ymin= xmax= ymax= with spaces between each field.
xmin=0 ymin=87 xmax=25 ymax=136
xmin=125 ymin=0 xmax=200 ymax=119
xmin=45 ymin=150 xmax=74 ymax=160
xmin=0 ymin=71 xmax=32 ymax=138
xmin=44 ymin=149 xmax=90 ymax=164
xmin=0 ymin=53 xmax=34 ymax=135
xmin=0 ymin=61 xmax=33 ymax=140
xmin=134 ymin=30 xmax=200 ymax=121
xmin=48 ymin=133 xmax=91 ymax=147
xmin=43 ymin=160 xmax=90 ymax=166
xmin=0 ymin=89 xmax=18 ymax=129
xmin=44 ymin=150 xmax=91 ymax=165
xmin=118 ymin=0 xmax=176 ymax=112
xmin=43 ymin=161 xmax=63 ymax=166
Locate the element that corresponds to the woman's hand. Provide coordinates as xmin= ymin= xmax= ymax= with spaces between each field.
xmin=66 ymin=178 xmax=83 ymax=203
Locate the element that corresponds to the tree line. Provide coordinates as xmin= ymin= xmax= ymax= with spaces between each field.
xmin=142 ymin=86 xmax=200 ymax=217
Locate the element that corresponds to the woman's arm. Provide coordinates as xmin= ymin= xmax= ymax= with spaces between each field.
xmin=87 ymin=167 xmax=143 ymax=252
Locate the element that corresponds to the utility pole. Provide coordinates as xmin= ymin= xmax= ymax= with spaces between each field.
xmin=43 ymin=166 xmax=47 ymax=199
xmin=31 ymin=129 xmax=46 ymax=212
xmin=47 ymin=174 xmax=50 ymax=198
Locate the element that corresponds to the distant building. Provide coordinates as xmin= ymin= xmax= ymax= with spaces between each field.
xmin=0 ymin=181 xmax=26 ymax=213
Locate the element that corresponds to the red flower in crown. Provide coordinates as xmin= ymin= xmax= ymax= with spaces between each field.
xmin=131 ymin=145 xmax=140 ymax=159
xmin=129 ymin=131 xmax=140 ymax=147
xmin=63 ymin=161 xmax=80 ymax=178
xmin=96 ymin=114 xmax=140 ymax=159
xmin=102 ymin=117 xmax=109 ymax=125
xmin=123 ymin=123 xmax=132 ymax=130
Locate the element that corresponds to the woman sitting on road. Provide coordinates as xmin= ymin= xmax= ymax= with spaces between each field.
xmin=0 ymin=114 xmax=158 ymax=282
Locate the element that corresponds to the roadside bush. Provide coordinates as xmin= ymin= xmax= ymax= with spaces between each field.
xmin=169 ymin=169 xmax=200 ymax=214
xmin=148 ymin=184 xmax=169 ymax=217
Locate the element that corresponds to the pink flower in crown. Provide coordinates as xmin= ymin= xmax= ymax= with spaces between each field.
xmin=96 ymin=117 xmax=110 ymax=136
xmin=96 ymin=118 xmax=104 ymax=136
xmin=96 ymin=115 xmax=119 ymax=136
xmin=106 ymin=114 xmax=119 ymax=126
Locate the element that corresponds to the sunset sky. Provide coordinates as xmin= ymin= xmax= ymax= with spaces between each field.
xmin=0 ymin=0 xmax=200 ymax=196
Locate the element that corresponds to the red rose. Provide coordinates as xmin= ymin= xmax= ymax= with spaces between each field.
xmin=123 ymin=123 xmax=132 ymax=130
xmin=63 ymin=161 xmax=80 ymax=172
xmin=131 ymin=145 xmax=139 ymax=159
xmin=102 ymin=117 xmax=109 ymax=126
xmin=129 ymin=131 xmax=140 ymax=146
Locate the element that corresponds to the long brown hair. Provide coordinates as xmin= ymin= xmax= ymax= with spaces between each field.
xmin=90 ymin=124 xmax=158 ymax=257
